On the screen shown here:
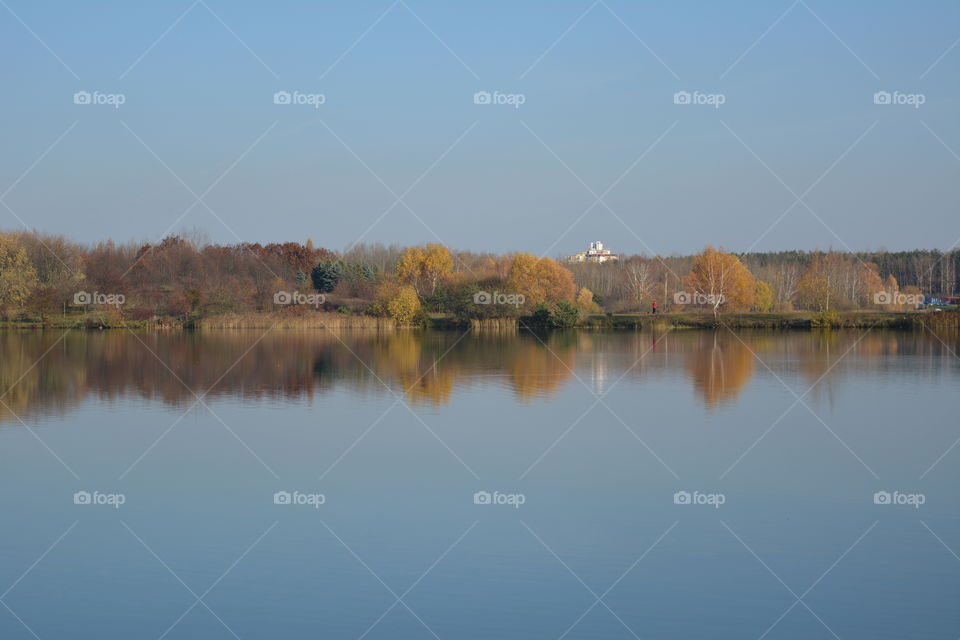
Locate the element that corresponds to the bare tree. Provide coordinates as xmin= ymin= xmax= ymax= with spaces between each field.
xmin=623 ymin=259 xmax=651 ymax=312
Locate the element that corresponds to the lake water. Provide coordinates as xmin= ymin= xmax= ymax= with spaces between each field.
xmin=1 ymin=328 xmax=959 ymax=639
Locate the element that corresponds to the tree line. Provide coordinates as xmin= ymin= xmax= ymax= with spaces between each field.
xmin=0 ymin=229 xmax=957 ymax=325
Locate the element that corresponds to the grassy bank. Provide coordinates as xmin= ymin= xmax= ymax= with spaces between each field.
xmin=432 ymin=311 xmax=960 ymax=331
xmin=0 ymin=310 xmax=395 ymax=331
xmin=197 ymin=312 xmax=394 ymax=330
xmin=2 ymin=310 xmax=958 ymax=331
xmin=579 ymin=311 xmax=960 ymax=330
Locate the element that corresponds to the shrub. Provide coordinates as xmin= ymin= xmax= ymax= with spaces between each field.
xmin=551 ymin=301 xmax=579 ymax=328
xmin=530 ymin=303 xmax=552 ymax=326
xmin=386 ymin=285 xmax=422 ymax=326
xmin=449 ymin=282 xmax=523 ymax=320
xmin=811 ymin=310 xmax=841 ymax=327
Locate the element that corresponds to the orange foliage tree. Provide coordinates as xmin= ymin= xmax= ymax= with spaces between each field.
xmin=684 ymin=247 xmax=755 ymax=317
xmin=505 ymin=253 xmax=577 ymax=309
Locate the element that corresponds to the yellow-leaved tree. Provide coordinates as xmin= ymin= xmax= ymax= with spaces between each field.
xmin=386 ymin=285 xmax=422 ymax=326
xmin=505 ymin=253 xmax=576 ymax=309
xmin=684 ymin=246 xmax=755 ymax=317
xmin=421 ymin=244 xmax=453 ymax=294
xmin=797 ymin=273 xmax=833 ymax=312
xmin=575 ymin=287 xmax=599 ymax=313
xmin=396 ymin=244 xmax=453 ymax=296
xmin=797 ymin=255 xmax=839 ymax=312
xmin=0 ymin=234 xmax=39 ymax=312
xmin=753 ymin=280 xmax=774 ymax=312
xmin=396 ymin=247 xmax=426 ymax=295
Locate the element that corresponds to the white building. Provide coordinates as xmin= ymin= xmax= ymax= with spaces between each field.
xmin=569 ymin=241 xmax=620 ymax=263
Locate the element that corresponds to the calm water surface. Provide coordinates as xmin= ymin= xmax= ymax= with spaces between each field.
xmin=1 ymin=328 xmax=959 ymax=639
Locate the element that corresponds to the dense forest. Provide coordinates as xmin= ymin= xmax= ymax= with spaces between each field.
xmin=0 ymin=230 xmax=957 ymax=326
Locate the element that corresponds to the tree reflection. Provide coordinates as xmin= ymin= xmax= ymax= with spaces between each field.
xmin=685 ymin=333 xmax=755 ymax=407
xmin=0 ymin=329 xmax=954 ymax=423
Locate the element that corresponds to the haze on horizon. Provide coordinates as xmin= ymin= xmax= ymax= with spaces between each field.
xmin=1 ymin=1 xmax=958 ymax=257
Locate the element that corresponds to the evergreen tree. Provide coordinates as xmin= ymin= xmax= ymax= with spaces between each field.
xmin=311 ymin=261 xmax=342 ymax=293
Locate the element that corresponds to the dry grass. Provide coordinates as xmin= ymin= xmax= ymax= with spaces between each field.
xmin=469 ymin=318 xmax=518 ymax=332
xmin=198 ymin=311 xmax=395 ymax=330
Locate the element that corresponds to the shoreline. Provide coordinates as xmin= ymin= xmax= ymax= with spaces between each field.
xmin=1 ymin=310 xmax=957 ymax=331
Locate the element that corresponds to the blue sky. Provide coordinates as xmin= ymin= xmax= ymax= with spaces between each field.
xmin=1 ymin=0 xmax=958 ymax=256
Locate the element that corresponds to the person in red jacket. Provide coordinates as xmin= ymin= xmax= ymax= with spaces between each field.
xmin=651 ymin=300 xmax=657 ymax=314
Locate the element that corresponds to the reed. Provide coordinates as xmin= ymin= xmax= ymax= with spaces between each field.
xmin=469 ymin=317 xmax=518 ymax=332
xmin=197 ymin=312 xmax=394 ymax=330
xmin=920 ymin=311 xmax=960 ymax=329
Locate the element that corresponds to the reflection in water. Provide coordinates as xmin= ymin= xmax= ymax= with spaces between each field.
xmin=505 ymin=333 xmax=578 ymax=401
xmin=0 ymin=328 xmax=958 ymax=422
xmin=684 ymin=333 xmax=755 ymax=407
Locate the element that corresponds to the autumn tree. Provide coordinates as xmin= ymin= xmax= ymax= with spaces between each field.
xmin=505 ymin=253 xmax=577 ymax=309
xmin=386 ymin=285 xmax=422 ymax=326
xmin=396 ymin=247 xmax=426 ymax=295
xmin=0 ymin=234 xmax=39 ymax=313
xmin=421 ymin=244 xmax=453 ymax=294
xmin=797 ymin=271 xmax=834 ymax=312
xmin=796 ymin=253 xmax=883 ymax=311
xmin=884 ymin=274 xmax=899 ymax=297
xmin=14 ymin=231 xmax=86 ymax=319
xmin=575 ymin=287 xmax=600 ymax=313
xmin=396 ymin=244 xmax=453 ymax=296
xmin=876 ymin=274 xmax=900 ymax=308
xmin=753 ymin=280 xmax=774 ymax=312
xmin=684 ymin=247 xmax=755 ymax=317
